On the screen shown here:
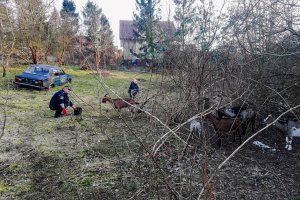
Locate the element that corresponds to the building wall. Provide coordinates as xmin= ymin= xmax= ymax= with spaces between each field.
xmin=120 ymin=39 xmax=143 ymax=59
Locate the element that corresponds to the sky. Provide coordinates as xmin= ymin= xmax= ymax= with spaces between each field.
xmin=55 ymin=0 xmax=175 ymax=49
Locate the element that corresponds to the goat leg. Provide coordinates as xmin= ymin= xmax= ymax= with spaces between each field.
xmin=286 ymin=136 xmax=293 ymax=150
xmin=241 ymin=123 xmax=247 ymax=135
xmin=238 ymin=126 xmax=243 ymax=145
xmin=285 ymin=136 xmax=289 ymax=149
xmin=233 ymin=131 xmax=236 ymax=142
xmin=198 ymin=130 xmax=201 ymax=138
xmin=251 ymin=119 xmax=255 ymax=132
xmin=218 ymin=132 xmax=223 ymax=148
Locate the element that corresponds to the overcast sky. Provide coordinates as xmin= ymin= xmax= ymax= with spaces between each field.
xmin=55 ymin=0 xmax=175 ymax=48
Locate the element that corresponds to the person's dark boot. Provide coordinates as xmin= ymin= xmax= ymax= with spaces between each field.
xmin=54 ymin=110 xmax=62 ymax=118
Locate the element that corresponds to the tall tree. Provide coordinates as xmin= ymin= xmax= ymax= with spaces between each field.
xmin=82 ymin=0 xmax=114 ymax=71
xmin=83 ymin=0 xmax=102 ymax=38
xmin=0 ymin=1 xmax=15 ymax=77
xmin=15 ymin=0 xmax=47 ymax=64
xmin=173 ymin=0 xmax=197 ymax=50
xmin=58 ymin=0 xmax=79 ymax=65
xmin=99 ymin=14 xmax=114 ymax=67
xmin=82 ymin=0 xmax=102 ymax=71
xmin=226 ymin=0 xmax=300 ymax=54
xmin=45 ymin=8 xmax=61 ymax=63
xmin=133 ymin=0 xmax=161 ymax=62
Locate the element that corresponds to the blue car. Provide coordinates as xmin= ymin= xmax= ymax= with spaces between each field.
xmin=14 ymin=64 xmax=72 ymax=89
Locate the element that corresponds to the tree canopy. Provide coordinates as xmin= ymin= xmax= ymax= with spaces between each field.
xmin=133 ymin=0 xmax=161 ymax=60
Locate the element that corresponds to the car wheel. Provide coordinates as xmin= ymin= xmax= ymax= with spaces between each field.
xmin=68 ymin=79 xmax=72 ymax=83
xmin=49 ymin=84 xmax=55 ymax=88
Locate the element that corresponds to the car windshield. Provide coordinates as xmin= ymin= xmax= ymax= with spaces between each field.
xmin=25 ymin=66 xmax=50 ymax=75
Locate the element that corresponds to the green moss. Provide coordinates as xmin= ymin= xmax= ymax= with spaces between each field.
xmin=0 ymin=181 xmax=9 ymax=193
xmin=69 ymin=175 xmax=93 ymax=187
xmin=15 ymin=181 xmax=32 ymax=195
xmin=78 ymin=177 xmax=93 ymax=186
xmin=290 ymin=196 xmax=300 ymax=200
xmin=36 ymin=143 xmax=56 ymax=153
xmin=14 ymin=139 xmax=24 ymax=145
xmin=77 ymin=148 xmax=90 ymax=158
xmin=97 ymin=172 xmax=121 ymax=187
xmin=9 ymin=163 xmax=19 ymax=170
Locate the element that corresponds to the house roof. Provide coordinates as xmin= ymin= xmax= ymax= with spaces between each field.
xmin=119 ymin=20 xmax=135 ymax=40
xmin=119 ymin=20 xmax=176 ymax=40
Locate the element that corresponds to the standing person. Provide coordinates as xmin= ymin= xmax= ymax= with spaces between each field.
xmin=49 ymin=86 xmax=77 ymax=118
xmin=128 ymin=79 xmax=139 ymax=98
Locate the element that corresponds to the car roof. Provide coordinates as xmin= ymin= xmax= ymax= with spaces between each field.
xmin=29 ymin=64 xmax=61 ymax=70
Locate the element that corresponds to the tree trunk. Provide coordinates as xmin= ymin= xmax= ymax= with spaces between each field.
xmin=30 ymin=46 xmax=38 ymax=64
xmin=58 ymin=48 xmax=66 ymax=67
xmin=1 ymin=56 xmax=5 ymax=77
xmin=2 ymin=66 xmax=6 ymax=77
xmin=95 ymin=50 xmax=101 ymax=73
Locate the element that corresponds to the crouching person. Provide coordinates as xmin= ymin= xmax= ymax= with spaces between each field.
xmin=128 ymin=79 xmax=139 ymax=99
xmin=49 ymin=86 xmax=77 ymax=118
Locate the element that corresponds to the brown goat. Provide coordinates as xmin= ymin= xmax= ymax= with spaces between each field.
xmin=205 ymin=113 xmax=243 ymax=147
xmin=217 ymin=106 xmax=256 ymax=135
xmin=102 ymin=94 xmax=139 ymax=112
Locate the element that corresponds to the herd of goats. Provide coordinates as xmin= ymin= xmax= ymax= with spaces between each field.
xmin=101 ymin=94 xmax=300 ymax=151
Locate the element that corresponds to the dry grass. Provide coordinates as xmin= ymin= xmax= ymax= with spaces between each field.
xmin=0 ymin=66 xmax=299 ymax=199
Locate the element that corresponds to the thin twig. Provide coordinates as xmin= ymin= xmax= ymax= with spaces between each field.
xmin=197 ymin=105 xmax=300 ymax=200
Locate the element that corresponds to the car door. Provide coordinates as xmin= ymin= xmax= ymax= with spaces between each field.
xmin=58 ymin=69 xmax=68 ymax=85
xmin=52 ymin=69 xmax=61 ymax=86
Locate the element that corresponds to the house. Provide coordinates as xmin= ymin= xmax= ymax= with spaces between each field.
xmin=119 ymin=20 xmax=176 ymax=62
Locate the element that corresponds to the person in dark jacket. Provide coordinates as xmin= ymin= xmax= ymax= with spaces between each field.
xmin=49 ymin=86 xmax=77 ymax=118
xmin=128 ymin=79 xmax=139 ymax=98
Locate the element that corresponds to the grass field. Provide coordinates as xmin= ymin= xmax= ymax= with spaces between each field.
xmin=0 ymin=65 xmax=165 ymax=199
xmin=1 ymin=65 xmax=299 ymax=199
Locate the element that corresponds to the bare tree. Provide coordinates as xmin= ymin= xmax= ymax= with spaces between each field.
xmin=0 ymin=0 xmax=15 ymax=77
xmin=221 ymin=0 xmax=300 ymax=110
xmin=15 ymin=0 xmax=48 ymax=64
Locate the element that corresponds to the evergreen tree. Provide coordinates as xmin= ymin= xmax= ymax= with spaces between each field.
xmin=99 ymin=14 xmax=114 ymax=66
xmin=60 ymin=0 xmax=79 ymax=36
xmin=82 ymin=0 xmax=114 ymax=70
xmin=133 ymin=0 xmax=161 ymax=61
xmin=58 ymin=0 xmax=79 ymax=65
xmin=46 ymin=8 xmax=61 ymax=60
xmin=173 ymin=0 xmax=197 ymax=49
xmin=82 ymin=0 xmax=102 ymax=40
